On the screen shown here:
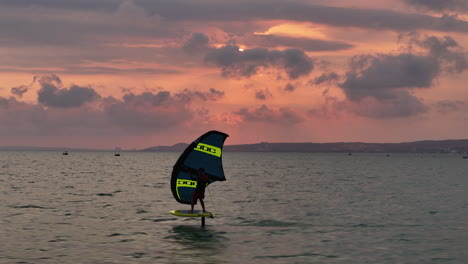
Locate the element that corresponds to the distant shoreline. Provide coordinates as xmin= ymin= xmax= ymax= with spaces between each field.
xmin=2 ymin=139 xmax=468 ymax=154
xmin=143 ymin=139 xmax=468 ymax=154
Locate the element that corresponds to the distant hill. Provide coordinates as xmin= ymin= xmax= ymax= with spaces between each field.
xmin=142 ymin=139 xmax=468 ymax=154
xmin=143 ymin=143 xmax=189 ymax=152
xmin=3 ymin=139 xmax=468 ymax=154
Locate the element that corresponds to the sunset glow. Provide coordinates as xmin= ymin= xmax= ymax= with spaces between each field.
xmin=1 ymin=0 xmax=467 ymax=149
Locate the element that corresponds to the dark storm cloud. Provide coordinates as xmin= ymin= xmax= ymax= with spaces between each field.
xmin=244 ymin=34 xmax=353 ymax=52
xmin=405 ymin=0 xmax=468 ymax=12
xmin=234 ymin=104 xmax=304 ymax=124
xmin=11 ymin=85 xmax=29 ymax=97
xmin=205 ymin=45 xmax=314 ymax=79
xmin=36 ymin=75 xmax=100 ymax=108
xmin=182 ymin=32 xmax=210 ymax=54
xmin=339 ymin=53 xmax=440 ymax=101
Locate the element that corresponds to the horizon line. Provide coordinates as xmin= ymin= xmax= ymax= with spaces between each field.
xmin=1 ymin=138 xmax=468 ymax=151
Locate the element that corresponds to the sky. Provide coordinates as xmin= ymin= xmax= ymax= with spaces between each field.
xmin=1 ymin=0 xmax=467 ymax=149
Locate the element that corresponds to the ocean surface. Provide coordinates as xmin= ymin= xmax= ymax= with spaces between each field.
xmin=0 ymin=151 xmax=467 ymax=264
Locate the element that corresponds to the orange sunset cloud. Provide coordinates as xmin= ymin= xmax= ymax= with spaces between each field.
xmin=1 ymin=0 xmax=467 ymax=149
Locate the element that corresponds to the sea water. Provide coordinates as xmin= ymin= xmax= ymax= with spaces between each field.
xmin=0 ymin=151 xmax=467 ymax=264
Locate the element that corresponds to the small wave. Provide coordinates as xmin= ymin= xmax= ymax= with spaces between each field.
xmin=239 ymin=219 xmax=297 ymax=227
xmin=96 ymin=193 xmax=113 ymax=197
xmin=119 ymin=239 xmax=135 ymax=243
xmin=132 ymin=232 xmax=148 ymax=235
xmin=48 ymin=236 xmax=69 ymax=243
xmin=255 ymin=252 xmax=339 ymax=259
xmin=107 ymin=233 xmax=123 ymax=237
xmin=140 ymin=217 xmax=177 ymax=223
xmin=351 ymin=223 xmax=385 ymax=228
xmin=126 ymin=252 xmax=145 ymax=258
xmin=431 ymin=257 xmax=454 ymax=262
xmin=8 ymin=205 xmax=48 ymax=209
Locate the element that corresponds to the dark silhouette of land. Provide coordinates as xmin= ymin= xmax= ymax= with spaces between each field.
xmin=143 ymin=139 xmax=468 ymax=154
xmin=2 ymin=139 xmax=468 ymax=153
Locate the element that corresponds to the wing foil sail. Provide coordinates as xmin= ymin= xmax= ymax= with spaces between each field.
xmin=170 ymin=130 xmax=229 ymax=204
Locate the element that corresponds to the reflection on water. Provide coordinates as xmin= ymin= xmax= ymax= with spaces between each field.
xmin=0 ymin=151 xmax=467 ymax=263
xmin=165 ymin=225 xmax=228 ymax=264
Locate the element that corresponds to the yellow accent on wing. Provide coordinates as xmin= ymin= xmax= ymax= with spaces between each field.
xmin=194 ymin=143 xmax=221 ymax=157
xmin=176 ymin=179 xmax=197 ymax=199
xmin=177 ymin=179 xmax=197 ymax=188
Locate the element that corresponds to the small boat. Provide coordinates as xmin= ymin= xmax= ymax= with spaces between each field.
xmin=114 ymin=147 xmax=121 ymax=156
xmin=63 ymin=151 xmax=68 ymax=155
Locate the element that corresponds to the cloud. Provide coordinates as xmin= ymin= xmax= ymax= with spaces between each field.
xmin=323 ymin=34 xmax=467 ymax=119
xmin=182 ymin=32 xmax=210 ymax=54
xmin=234 ymin=104 xmax=304 ymax=124
xmin=0 ymin=96 xmax=17 ymax=109
xmin=90 ymin=87 xmax=223 ymax=131
xmin=121 ymin=91 xmax=171 ymax=107
xmin=0 ymin=75 xmax=225 ymax=138
xmin=103 ymin=97 xmax=192 ymax=132
xmin=434 ymin=100 xmax=466 ymax=114
xmin=205 ymin=45 xmax=314 ymax=79
xmin=339 ymin=53 xmax=440 ymax=101
xmin=243 ymin=34 xmax=353 ymax=52
xmin=255 ymin=89 xmax=272 ymax=100
xmin=416 ymin=35 xmax=468 ymax=73
xmin=284 ymin=83 xmax=296 ymax=92
xmin=0 ymin=0 xmax=164 ymax=47
xmin=348 ymin=92 xmax=429 ymax=119
xmin=405 ymin=0 xmax=468 ymax=13
xmin=11 ymin=85 xmax=29 ymax=98
xmin=312 ymin=72 xmax=340 ymax=86
xmin=37 ymin=75 xmax=101 ymax=108
xmin=135 ymin=1 xmax=468 ymax=33
xmin=309 ymin=93 xmax=429 ymax=119
xmin=174 ymin=88 xmax=225 ymax=103
xmin=2 ymin=1 xmax=468 ymax=53
xmin=308 ymin=96 xmax=346 ymax=119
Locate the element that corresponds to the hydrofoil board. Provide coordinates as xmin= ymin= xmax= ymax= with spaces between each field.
xmin=170 ymin=210 xmax=213 ymax=218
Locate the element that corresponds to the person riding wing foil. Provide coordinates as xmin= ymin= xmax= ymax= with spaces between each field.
xmin=190 ymin=168 xmax=209 ymax=213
